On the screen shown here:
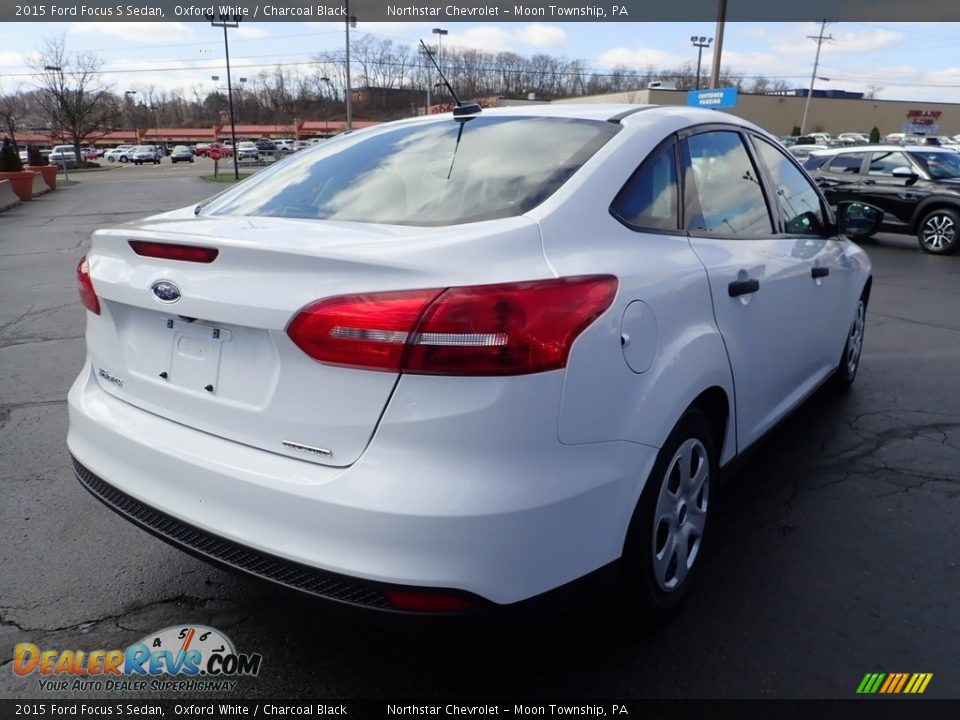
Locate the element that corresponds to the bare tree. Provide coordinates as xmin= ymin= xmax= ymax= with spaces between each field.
xmin=28 ymin=36 xmax=121 ymax=162
xmin=0 ymin=85 xmax=29 ymax=151
xmin=865 ymin=84 xmax=884 ymax=100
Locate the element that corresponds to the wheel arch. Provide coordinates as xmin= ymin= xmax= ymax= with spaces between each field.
xmin=689 ymin=386 xmax=731 ymax=467
xmin=909 ymin=198 xmax=960 ymax=233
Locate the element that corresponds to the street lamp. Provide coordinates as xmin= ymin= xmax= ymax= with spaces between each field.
xmin=43 ymin=65 xmax=69 ymax=180
xmin=432 ymin=28 xmax=448 ymax=79
xmin=690 ymin=36 xmax=713 ymax=91
xmin=418 ymin=43 xmax=436 ymax=114
xmin=344 ymin=1 xmax=357 ymax=131
xmin=205 ymin=11 xmax=241 ymax=180
xmin=318 ymin=76 xmax=333 ymax=135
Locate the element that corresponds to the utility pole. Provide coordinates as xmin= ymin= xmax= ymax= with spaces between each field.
xmin=709 ymin=0 xmax=727 ymax=89
xmin=800 ymin=20 xmax=833 ymax=136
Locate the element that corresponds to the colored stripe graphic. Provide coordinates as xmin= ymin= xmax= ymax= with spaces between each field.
xmin=857 ymin=672 xmax=932 ymax=694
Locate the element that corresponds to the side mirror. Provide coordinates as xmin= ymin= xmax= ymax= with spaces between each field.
xmin=891 ymin=166 xmax=919 ymax=179
xmin=836 ymin=201 xmax=884 ymax=238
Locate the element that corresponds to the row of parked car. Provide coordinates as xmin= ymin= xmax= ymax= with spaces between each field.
xmin=102 ymin=138 xmax=320 ymax=164
xmin=781 ymin=132 xmax=960 ymax=162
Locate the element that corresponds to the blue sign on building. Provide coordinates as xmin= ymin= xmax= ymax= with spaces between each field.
xmin=687 ymin=87 xmax=738 ymax=109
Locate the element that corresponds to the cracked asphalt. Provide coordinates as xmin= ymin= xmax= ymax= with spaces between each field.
xmin=1 ymin=165 xmax=958 ymax=700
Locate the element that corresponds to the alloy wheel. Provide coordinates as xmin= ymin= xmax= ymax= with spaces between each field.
xmin=921 ymin=214 xmax=956 ymax=251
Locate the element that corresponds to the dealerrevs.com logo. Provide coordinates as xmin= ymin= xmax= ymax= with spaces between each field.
xmin=13 ymin=625 xmax=262 ymax=693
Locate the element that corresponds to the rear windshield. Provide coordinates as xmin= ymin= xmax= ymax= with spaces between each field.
xmin=202 ymin=116 xmax=618 ymax=226
xmin=908 ymin=151 xmax=960 ymax=179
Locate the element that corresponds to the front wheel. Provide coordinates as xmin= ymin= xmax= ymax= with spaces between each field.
xmin=917 ymin=208 xmax=960 ymax=254
xmin=120 ymin=156 xmax=129 ymax=163
xmin=619 ymin=409 xmax=716 ymax=623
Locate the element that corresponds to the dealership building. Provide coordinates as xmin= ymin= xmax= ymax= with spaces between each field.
xmin=555 ymin=88 xmax=960 ymax=137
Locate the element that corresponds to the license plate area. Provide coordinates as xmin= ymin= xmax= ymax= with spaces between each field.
xmin=163 ymin=318 xmax=231 ymax=394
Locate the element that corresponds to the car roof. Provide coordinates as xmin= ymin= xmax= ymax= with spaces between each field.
xmin=812 ymin=144 xmax=955 ymax=156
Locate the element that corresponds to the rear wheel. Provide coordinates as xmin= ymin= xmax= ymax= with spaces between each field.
xmin=832 ymin=294 xmax=867 ymax=391
xmin=120 ymin=156 xmax=128 ymax=163
xmin=917 ymin=208 xmax=960 ymax=254
xmin=619 ymin=409 xmax=716 ymax=623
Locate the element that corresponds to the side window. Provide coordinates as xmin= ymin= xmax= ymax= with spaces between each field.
xmin=753 ymin=138 xmax=829 ymax=237
xmin=685 ymin=131 xmax=773 ymax=236
xmin=611 ymin=140 xmax=679 ymax=231
xmin=869 ymin=151 xmax=912 ymax=176
xmin=826 ymin=153 xmax=866 ymax=174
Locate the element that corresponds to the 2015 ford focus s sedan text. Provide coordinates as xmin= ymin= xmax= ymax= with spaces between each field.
xmin=67 ymin=105 xmax=877 ymax=619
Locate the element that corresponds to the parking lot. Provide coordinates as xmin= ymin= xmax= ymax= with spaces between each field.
xmin=1 ymin=164 xmax=958 ymax=700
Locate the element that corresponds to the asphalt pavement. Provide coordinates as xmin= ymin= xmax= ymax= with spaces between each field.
xmin=1 ymin=164 xmax=958 ymax=700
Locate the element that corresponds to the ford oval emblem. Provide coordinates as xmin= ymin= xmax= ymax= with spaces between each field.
xmin=151 ymin=280 xmax=181 ymax=304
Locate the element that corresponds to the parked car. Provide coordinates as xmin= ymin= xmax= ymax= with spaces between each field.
xmin=105 ymin=146 xmax=135 ymax=163
xmin=837 ymin=132 xmax=869 ymax=145
xmin=69 ymin=105 xmax=877 ymax=620
xmin=255 ymin=138 xmax=276 ymax=153
xmin=293 ymin=140 xmax=312 ymax=152
xmin=274 ymin=138 xmax=296 ymax=154
xmin=197 ymin=142 xmax=233 ymax=158
xmin=81 ymin=146 xmax=99 ymax=161
xmin=236 ymin=141 xmax=260 ymax=161
xmin=131 ymin=145 xmax=161 ymax=165
xmin=806 ymin=145 xmax=960 ymax=254
xmin=787 ymin=144 xmax=825 ymax=160
xmin=193 ymin=143 xmax=212 ymax=157
xmin=170 ymin=145 xmax=194 ymax=164
xmin=778 ymin=136 xmax=798 ymax=148
xmin=48 ymin=145 xmax=79 ymax=166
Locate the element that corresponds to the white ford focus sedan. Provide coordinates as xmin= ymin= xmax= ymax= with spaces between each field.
xmin=68 ymin=105 xmax=876 ymax=618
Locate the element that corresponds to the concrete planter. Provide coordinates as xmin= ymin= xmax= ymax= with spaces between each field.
xmin=29 ymin=164 xmax=57 ymax=190
xmin=0 ymin=171 xmax=37 ymax=201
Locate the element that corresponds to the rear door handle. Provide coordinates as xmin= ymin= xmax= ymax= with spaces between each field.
xmin=728 ymin=279 xmax=760 ymax=297
xmin=811 ymin=266 xmax=830 ymax=279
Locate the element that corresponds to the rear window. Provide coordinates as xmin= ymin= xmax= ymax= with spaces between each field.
xmin=202 ymin=116 xmax=619 ymax=226
xmin=802 ymin=154 xmax=831 ymax=170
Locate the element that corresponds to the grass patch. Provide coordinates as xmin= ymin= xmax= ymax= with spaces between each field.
xmin=201 ymin=172 xmax=252 ymax=183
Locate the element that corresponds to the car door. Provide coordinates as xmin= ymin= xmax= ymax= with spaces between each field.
xmin=749 ymin=135 xmax=856 ymax=374
xmin=683 ymin=128 xmax=828 ymax=452
xmin=812 ymin=151 xmax=868 ymax=206
xmin=860 ymin=150 xmax=927 ymax=229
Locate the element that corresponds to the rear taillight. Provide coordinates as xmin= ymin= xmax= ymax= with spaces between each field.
xmin=129 ymin=240 xmax=219 ymax=263
xmin=76 ymin=256 xmax=100 ymax=315
xmin=287 ymin=275 xmax=617 ymax=376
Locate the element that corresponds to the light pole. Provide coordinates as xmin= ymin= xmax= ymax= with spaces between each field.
xmin=43 ymin=65 xmax=69 ymax=181
xmin=318 ymin=76 xmax=332 ymax=135
xmin=344 ymin=1 xmax=357 ymax=131
xmin=691 ymin=36 xmax=713 ymax=91
xmin=419 ymin=43 xmax=436 ymax=115
xmin=206 ymin=12 xmax=241 ymax=180
xmin=432 ymin=28 xmax=448 ymax=79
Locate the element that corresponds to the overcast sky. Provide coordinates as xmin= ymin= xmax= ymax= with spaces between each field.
xmin=1 ymin=21 xmax=959 ymax=103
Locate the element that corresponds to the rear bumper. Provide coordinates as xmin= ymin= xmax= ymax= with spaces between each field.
xmin=67 ymin=360 xmax=656 ymax=607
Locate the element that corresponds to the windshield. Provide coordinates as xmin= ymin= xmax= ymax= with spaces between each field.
xmin=908 ymin=151 xmax=960 ymax=179
xmin=202 ymin=116 xmax=618 ymax=226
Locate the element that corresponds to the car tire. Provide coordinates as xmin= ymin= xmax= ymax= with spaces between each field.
xmin=619 ymin=408 xmax=716 ymax=624
xmin=831 ymin=292 xmax=868 ymax=391
xmin=917 ymin=208 xmax=960 ymax=254
xmin=120 ymin=156 xmax=128 ymax=163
